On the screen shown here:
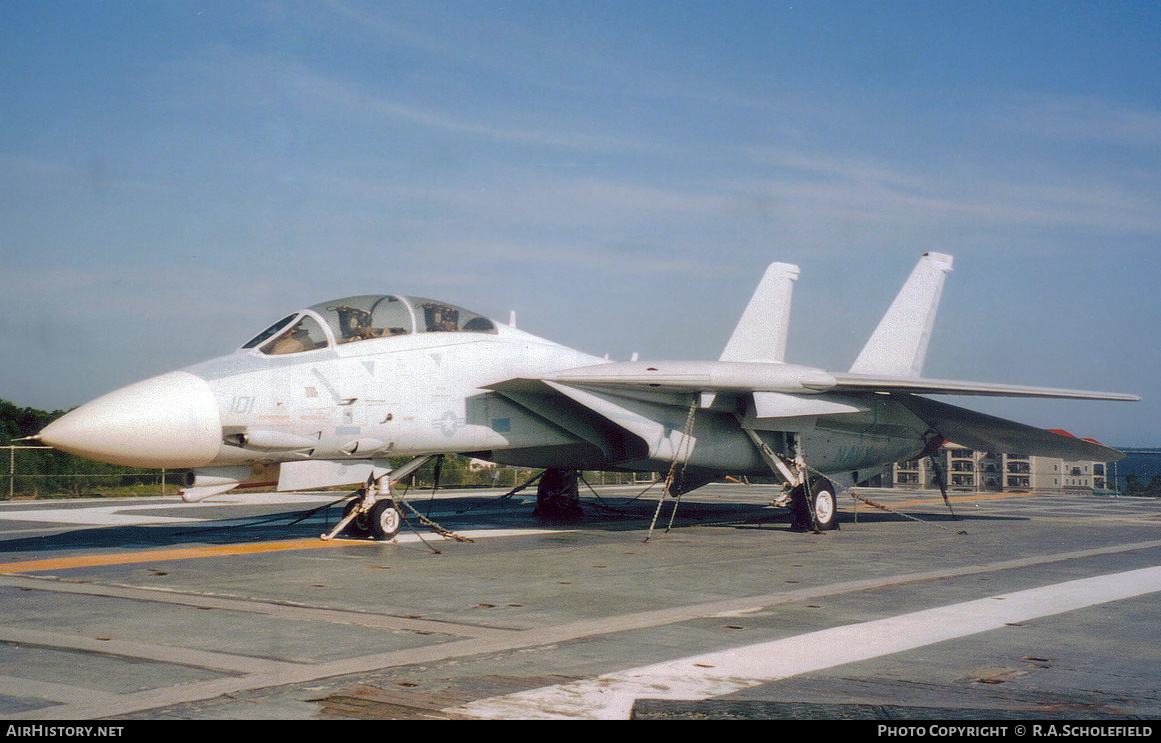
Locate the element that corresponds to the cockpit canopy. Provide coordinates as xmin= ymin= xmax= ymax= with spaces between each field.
xmin=241 ymin=295 xmax=496 ymax=355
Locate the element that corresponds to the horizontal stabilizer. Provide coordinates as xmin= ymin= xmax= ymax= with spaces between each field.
xmin=720 ymin=262 xmax=799 ymax=363
xmin=897 ymin=395 xmax=1125 ymax=462
xmin=851 ymin=252 xmax=953 ymax=378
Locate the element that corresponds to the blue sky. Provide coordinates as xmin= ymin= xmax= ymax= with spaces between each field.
xmin=2 ymin=1 xmax=1158 ymax=446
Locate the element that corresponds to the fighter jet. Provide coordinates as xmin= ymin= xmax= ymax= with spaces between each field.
xmin=36 ymin=253 xmax=1137 ymax=539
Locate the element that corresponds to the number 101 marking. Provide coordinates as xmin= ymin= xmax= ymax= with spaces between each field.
xmin=230 ymin=396 xmax=255 ymax=415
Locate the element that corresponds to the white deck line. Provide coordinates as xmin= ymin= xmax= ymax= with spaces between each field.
xmin=450 ymin=565 xmax=1161 ymax=720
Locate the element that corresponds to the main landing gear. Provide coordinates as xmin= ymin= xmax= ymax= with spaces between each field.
xmin=532 ymin=467 xmax=584 ymax=522
xmin=737 ymin=420 xmax=840 ymax=532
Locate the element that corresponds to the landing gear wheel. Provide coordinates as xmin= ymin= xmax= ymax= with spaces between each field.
xmin=368 ymin=500 xmax=402 ymax=541
xmin=808 ymin=475 xmax=839 ymax=531
xmin=342 ymin=498 xmax=371 ymax=538
xmin=788 ymin=476 xmax=840 ymax=531
xmin=788 ymin=485 xmax=811 ymax=531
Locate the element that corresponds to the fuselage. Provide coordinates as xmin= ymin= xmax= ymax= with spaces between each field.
xmin=190 ymin=320 xmax=607 ymax=465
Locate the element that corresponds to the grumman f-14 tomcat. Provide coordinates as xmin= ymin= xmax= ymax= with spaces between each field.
xmin=35 ymin=253 xmax=1138 ymax=540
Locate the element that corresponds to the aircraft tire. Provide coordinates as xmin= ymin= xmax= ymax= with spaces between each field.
xmin=368 ymin=500 xmax=402 ymax=541
xmin=342 ymin=499 xmax=372 ymax=539
xmin=809 ymin=476 xmax=840 ymax=531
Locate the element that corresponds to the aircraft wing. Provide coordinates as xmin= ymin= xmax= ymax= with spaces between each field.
xmin=532 ymin=361 xmax=1139 ymax=402
xmin=488 ymin=362 xmax=1134 ymax=463
xmin=894 ymin=394 xmax=1126 ymax=462
xmin=823 ymin=373 xmax=1141 ymax=402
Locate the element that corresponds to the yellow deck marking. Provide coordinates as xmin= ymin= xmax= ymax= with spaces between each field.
xmin=0 ymin=538 xmax=375 ymax=574
xmin=881 ymin=490 xmax=1046 ymax=508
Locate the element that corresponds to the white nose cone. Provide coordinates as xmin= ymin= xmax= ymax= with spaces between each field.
xmin=39 ymin=371 xmax=222 ymax=468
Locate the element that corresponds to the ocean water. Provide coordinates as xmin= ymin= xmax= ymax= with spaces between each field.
xmin=1111 ymin=449 xmax=1161 ymax=494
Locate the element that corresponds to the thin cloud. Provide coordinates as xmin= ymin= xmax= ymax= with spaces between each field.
xmin=167 ymin=44 xmax=647 ymax=154
xmin=729 ymin=151 xmax=1161 ymax=238
xmin=998 ymin=93 xmax=1161 ymax=148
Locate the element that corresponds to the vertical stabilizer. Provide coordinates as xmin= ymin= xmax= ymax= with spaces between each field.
xmin=720 ymin=262 xmax=800 ymax=362
xmin=849 ymin=252 xmax=953 ymax=377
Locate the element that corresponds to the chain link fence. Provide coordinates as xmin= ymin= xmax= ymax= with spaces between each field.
xmin=3 ymin=446 xmax=654 ymax=500
xmin=3 ymin=445 xmax=182 ymax=499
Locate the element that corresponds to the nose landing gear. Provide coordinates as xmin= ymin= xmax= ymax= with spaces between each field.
xmin=329 ymin=482 xmax=404 ymax=541
xmin=321 ymin=455 xmax=434 ymax=541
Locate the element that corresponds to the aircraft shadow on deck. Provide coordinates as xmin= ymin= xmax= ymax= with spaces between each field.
xmin=0 ymin=493 xmax=1028 ymax=557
